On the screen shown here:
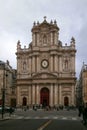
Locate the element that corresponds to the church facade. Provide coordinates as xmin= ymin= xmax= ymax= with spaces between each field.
xmin=16 ymin=17 xmax=76 ymax=108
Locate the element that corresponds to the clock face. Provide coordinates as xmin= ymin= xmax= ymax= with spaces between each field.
xmin=41 ymin=59 xmax=49 ymax=68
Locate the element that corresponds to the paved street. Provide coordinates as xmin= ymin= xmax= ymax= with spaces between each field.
xmin=7 ymin=108 xmax=82 ymax=120
xmin=0 ymin=108 xmax=87 ymax=130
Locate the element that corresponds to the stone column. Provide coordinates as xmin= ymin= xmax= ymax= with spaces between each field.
xmin=57 ymin=85 xmax=59 ymax=104
xmin=50 ymin=84 xmax=53 ymax=106
xmin=54 ymin=32 xmax=58 ymax=45
xmin=36 ymin=84 xmax=40 ymax=105
xmin=50 ymin=56 xmax=53 ymax=72
xmin=59 ymin=56 xmax=62 ymax=74
xmin=58 ymin=56 xmax=59 ymax=72
xmin=35 ymin=56 xmax=37 ymax=72
xmin=32 ymin=33 xmax=35 ymax=46
xmin=29 ymin=57 xmax=31 ymax=73
xmin=37 ymin=33 xmax=39 ymax=46
xmin=17 ymin=58 xmax=22 ymax=77
xmin=54 ymin=55 xmax=58 ymax=72
xmin=54 ymin=84 xmax=58 ymax=105
xmin=72 ymin=55 xmax=75 ymax=72
xmin=32 ymin=84 xmax=35 ymax=105
xmin=17 ymin=86 xmax=20 ymax=106
xmin=71 ymin=84 xmax=75 ymax=105
xmin=51 ymin=33 xmax=53 ymax=45
xmin=59 ymin=84 xmax=62 ymax=105
xmin=32 ymin=56 xmax=35 ymax=73
xmin=29 ymin=85 xmax=31 ymax=105
xmin=37 ymin=56 xmax=40 ymax=72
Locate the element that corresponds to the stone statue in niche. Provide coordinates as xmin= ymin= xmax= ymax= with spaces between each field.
xmin=23 ymin=61 xmax=26 ymax=71
xmin=65 ymin=59 xmax=68 ymax=69
xmin=43 ymin=35 xmax=47 ymax=44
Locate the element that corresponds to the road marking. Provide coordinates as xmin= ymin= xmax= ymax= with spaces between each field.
xmin=17 ymin=116 xmax=24 ymax=119
xmin=72 ymin=117 xmax=77 ymax=120
xmin=24 ymin=117 xmax=31 ymax=119
xmin=10 ymin=115 xmax=80 ymax=121
xmin=62 ymin=117 xmax=67 ymax=120
xmin=34 ymin=116 xmax=40 ymax=119
xmin=37 ymin=120 xmax=52 ymax=130
xmin=43 ymin=116 xmax=49 ymax=119
xmin=53 ymin=116 xmax=58 ymax=119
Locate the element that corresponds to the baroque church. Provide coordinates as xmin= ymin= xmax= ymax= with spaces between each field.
xmin=16 ymin=17 xmax=76 ymax=108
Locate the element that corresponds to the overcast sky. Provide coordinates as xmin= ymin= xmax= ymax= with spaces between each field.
xmin=0 ymin=0 xmax=87 ymax=78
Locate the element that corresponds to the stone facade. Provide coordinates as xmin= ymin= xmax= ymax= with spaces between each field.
xmin=16 ymin=17 xmax=76 ymax=107
xmin=0 ymin=60 xmax=16 ymax=106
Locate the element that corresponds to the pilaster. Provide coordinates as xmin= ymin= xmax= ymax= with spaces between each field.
xmin=32 ymin=84 xmax=35 ymax=105
xmin=55 ymin=55 xmax=58 ymax=71
xmin=32 ymin=56 xmax=35 ymax=73
xmin=50 ymin=84 xmax=53 ymax=106
xmin=54 ymin=84 xmax=58 ymax=105
xmin=36 ymin=84 xmax=40 ymax=104
xmin=32 ymin=33 xmax=35 ymax=46
xmin=29 ymin=57 xmax=31 ymax=73
xmin=71 ymin=84 xmax=75 ymax=105
xmin=29 ymin=85 xmax=31 ymax=105
xmin=37 ymin=56 xmax=40 ymax=72
xmin=51 ymin=32 xmax=53 ymax=45
xmin=17 ymin=86 xmax=20 ymax=106
xmin=50 ymin=56 xmax=53 ymax=72
xmin=59 ymin=56 xmax=62 ymax=73
xmin=59 ymin=84 xmax=62 ymax=105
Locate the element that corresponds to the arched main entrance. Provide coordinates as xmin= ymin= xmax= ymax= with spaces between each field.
xmin=40 ymin=87 xmax=49 ymax=107
xmin=22 ymin=97 xmax=27 ymax=106
xmin=64 ymin=96 xmax=69 ymax=106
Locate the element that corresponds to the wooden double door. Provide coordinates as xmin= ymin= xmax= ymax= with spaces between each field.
xmin=40 ymin=87 xmax=49 ymax=107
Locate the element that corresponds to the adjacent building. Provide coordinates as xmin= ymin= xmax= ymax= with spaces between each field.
xmin=0 ymin=60 xmax=16 ymax=107
xmin=16 ymin=17 xmax=77 ymax=108
xmin=76 ymin=63 xmax=87 ymax=106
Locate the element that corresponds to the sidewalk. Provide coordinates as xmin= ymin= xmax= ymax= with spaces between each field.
xmin=0 ymin=113 xmax=11 ymax=120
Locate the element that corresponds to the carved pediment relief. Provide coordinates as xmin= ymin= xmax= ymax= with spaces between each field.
xmin=32 ymin=72 xmax=57 ymax=79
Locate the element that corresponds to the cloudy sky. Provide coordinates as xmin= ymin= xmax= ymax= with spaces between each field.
xmin=0 ymin=0 xmax=87 ymax=78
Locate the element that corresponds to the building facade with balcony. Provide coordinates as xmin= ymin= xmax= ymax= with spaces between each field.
xmin=16 ymin=17 xmax=77 ymax=108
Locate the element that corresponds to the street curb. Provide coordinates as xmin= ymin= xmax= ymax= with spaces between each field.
xmin=0 ymin=116 xmax=11 ymax=121
xmin=0 ymin=118 xmax=10 ymax=121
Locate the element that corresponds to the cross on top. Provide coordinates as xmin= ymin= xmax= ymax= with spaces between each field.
xmin=44 ymin=16 xmax=47 ymax=21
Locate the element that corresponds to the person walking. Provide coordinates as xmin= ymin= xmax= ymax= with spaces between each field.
xmin=78 ymin=104 xmax=83 ymax=117
xmin=82 ymin=103 xmax=87 ymax=125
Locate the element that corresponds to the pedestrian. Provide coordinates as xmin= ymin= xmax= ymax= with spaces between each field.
xmin=78 ymin=105 xmax=83 ymax=117
xmin=9 ymin=107 xmax=13 ymax=116
xmin=82 ymin=103 xmax=87 ymax=125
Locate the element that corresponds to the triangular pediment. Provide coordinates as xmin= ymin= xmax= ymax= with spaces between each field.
xmin=32 ymin=72 xmax=57 ymax=79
